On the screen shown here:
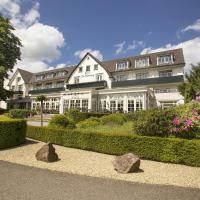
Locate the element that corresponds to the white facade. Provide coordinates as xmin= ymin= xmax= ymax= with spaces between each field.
xmin=7 ymin=49 xmax=185 ymax=112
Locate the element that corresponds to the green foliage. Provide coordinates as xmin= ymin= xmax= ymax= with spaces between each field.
xmin=133 ymin=108 xmax=176 ymax=137
xmin=0 ymin=15 xmax=22 ymax=101
xmin=0 ymin=116 xmax=26 ymax=148
xmin=76 ymin=117 xmax=101 ymax=129
xmin=27 ymin=125 xmax=200 ymax=167
xmin=36 ymin=95 xmax=46 ymax=102
xmin=178 ymin=63 xmax=200 ymax=103
xmin=48 ymin=114 xmax=75 ymax=129
xmin=101 ymin=113 xmax=127 ymax=125
xmin=8 ymin=109 xmax=33 ymax=118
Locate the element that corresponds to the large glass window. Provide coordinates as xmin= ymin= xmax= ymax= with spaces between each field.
xmin=75 ymin=100 xmax=81 ymax=109
xmin=135 ymin=58 xmax=149 ymax=68
xmin=70 ymin=100 xmax=75 ymax=109
xmin=110 ymin=101 xmax=116 ymax=113
xmin=128 ymin=100 xmax=135 ymax=112
xmin=63 ymin=100 xmax=69 ymax=111
xmin=117 ymin=100 xmax=124 ymax=112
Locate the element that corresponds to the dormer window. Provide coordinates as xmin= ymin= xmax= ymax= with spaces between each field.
xmin=79 ymin=67 xmax=83 ymax=73
xmin=57 ymin=71 xmax=65 ymax=77
xmin=135 ymin=58 xmax=149 ymax=68
xmin=116 ymin=61 xmax=129 ymax=70
xmin=86 ymin=65 xmax=90 ymax=72
xmin=36 ymin=75 xmax=44 ymax=80
xmin=157 ymin=55 xmax=173 ymax=65
xmin=46 ymin=73 xmax=54 ymax=79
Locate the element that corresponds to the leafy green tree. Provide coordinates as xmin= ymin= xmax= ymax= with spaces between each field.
xmin=0 ymin=14 xmax=22 ymax=101
xmin=178 ymin=63 xmax=200 ymax=103
xmin=36 ymin=95 xmax=46 ymax=126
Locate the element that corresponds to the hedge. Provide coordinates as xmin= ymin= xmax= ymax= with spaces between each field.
xmin=27 ymin=126 xmax=200 ymax=167
xmin=0 ymin=116 xmax=27 ymax=149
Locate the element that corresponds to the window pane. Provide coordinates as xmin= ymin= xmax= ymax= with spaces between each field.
xmin=128 ymin=100 xmax=134 ymax=112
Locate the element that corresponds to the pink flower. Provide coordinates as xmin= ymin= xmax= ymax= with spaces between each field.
xmin=195 ymin=96 xmax=200 ymax=102
xmin=192 ymin=109 xmax=198 ymax=115
xmin=183 ymin=126 xmax=189 ymax=132
xmin=172 ymin=117 xmax=180 ymax=125
xmin=184 ymin=118 xmax=193 ymax=126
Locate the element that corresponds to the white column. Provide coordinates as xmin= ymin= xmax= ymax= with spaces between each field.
xmin=124 ymin=94 xmax=128 ymax=113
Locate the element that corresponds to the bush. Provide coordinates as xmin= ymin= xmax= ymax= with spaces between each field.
xmin=8 ymin=109 xmax=32 ymax=119
xmin=65 ymin=108 xmax=109 ymax=123
xmin=101 ymin=113 xmax=127 ymax=125
xmin=0 ymin=116 xmax=26 ymax=148
xmin=133 ymin=108 xmax=176 ymax=137
xmin=27 ymin=125 xmax=200 ymax=167
xmin=48 ymin=114 xmax=75 ymax=129
xmin=76 ymin=117 xmax=101 ymax=128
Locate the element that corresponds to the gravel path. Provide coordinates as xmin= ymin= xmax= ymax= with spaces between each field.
xmin=0 ymin=139 xmax=200 ymax=189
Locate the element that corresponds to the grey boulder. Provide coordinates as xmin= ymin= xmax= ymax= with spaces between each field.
xmin=36 ymin=142 xmax=59 ymax=162
xmin=112 ymin=153 xmax=140 ymax=173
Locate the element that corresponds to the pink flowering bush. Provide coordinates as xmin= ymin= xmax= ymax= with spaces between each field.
xmin=171 ymin=109 xmax=200 ymax=139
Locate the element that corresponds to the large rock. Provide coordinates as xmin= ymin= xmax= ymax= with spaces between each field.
xmin=112 ymin=153 xmax=140 ymax=173
xmin=36 ymin=142 xmax=59 ymax=162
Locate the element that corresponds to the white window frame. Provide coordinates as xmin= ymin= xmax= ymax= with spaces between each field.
xmin=74 ymin=77 xmax=80 ymax=84
xmin=94 ymin=64 xmax=98 ymax=70
xmin=96 ymin=74 xmax=103 ymax=82
xmin=136 ymin=73 xmax=148 ymax=80
xmin=135 ymin=58 xmax=149 ymax=68
xmin=157 ymin=55 xmax=173 ymax=65
xmin=116 ymin=61 xmax=129 ymax=70
xmin=159 ymin=70 xmax=172 ymax=77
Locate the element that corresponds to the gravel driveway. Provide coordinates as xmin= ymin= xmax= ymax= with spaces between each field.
xmin=0 ymin=139 xmax=200 ymax=189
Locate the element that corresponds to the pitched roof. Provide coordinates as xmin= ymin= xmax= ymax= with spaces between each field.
xmin=18 ymin=68 xmax=33 ymax=83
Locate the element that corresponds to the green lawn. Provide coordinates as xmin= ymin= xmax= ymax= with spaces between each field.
xmin=76 ymin=121 xmax=134 ymax=136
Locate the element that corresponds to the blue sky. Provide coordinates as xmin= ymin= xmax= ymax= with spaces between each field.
xmin=1 ymin=0 xmax=200 ymax=72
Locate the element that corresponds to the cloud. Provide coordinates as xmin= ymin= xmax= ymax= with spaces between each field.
xmin=141 ymin=37 xmax=200 ymax=73
xmin=0 ymin=0 xmax=66 ymax=72
xmin=181 ymin=19 xmax=200 ymax=33
xmin=74 ymin=48 xmax=103 ymax=61
xmin=114 ymin=40 xmax=145 ymax=54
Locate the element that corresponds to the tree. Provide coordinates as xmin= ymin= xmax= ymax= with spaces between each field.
xmin=0 ymin=14 xmax=22 ymax=101
xmin=178 ymin=63 xmax=200 ymax=103
xmin=36 ymin=95 xmax=46 ymax=127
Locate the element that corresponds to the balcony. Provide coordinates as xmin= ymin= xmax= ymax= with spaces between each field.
xmin=66 ymin=81 xmax=107 ymax=90
xmin=29 ymin=87 xmax=65 ymax=94
xmin=112 ymin=75 xmax=184 ymax=88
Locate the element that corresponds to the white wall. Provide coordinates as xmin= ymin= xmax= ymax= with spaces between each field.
xmin=68 ymin=54 xmax=112 ymax=88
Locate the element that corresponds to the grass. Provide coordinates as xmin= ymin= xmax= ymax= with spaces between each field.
xmin=76 ymin=121 xmax=134 ymax=136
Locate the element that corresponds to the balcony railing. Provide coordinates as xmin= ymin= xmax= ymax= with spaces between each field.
xmin=112 ymin=75 xmax=184 ymax=88
xmin=66 ymin=81 xmax=107 ymax=90
xmin=29 ymin=87 xmax=65 ymax=94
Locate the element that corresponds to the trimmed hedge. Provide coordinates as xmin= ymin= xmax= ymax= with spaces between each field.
xmin=0 ymin=116 xmax=26 ymax=148
xmin=8 ymin=109 xmax=35 ymax=119
xmin=27 ymin=125 xmax=200 ymax=167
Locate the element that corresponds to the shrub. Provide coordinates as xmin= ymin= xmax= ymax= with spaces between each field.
xmin=101 ymin=113 xmax=127 ymax=125
xmin=48 ymin=114 xmax=75 ymax=129
xmin=0 ymin=116 xmax=26 ymax=148
xmin=8 ymin=109 xmax=32 ymax=119
xmin=133 ymin=108 xmax=176 ymax=137
xmin=27 ymin=125 xmax=200 ymax=167
xmin=76 ymin=117 xmax=101 ymax=128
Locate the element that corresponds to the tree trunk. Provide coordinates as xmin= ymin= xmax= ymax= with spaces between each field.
xmin=41 ymin=101 xmax=43 ymax=127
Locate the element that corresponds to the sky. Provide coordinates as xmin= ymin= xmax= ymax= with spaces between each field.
xmin=0 ymin=0 xmax=200 ymax=73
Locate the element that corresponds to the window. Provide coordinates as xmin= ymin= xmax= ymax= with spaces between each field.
xmin=116 ymin=61 xmax=128 ymax=70
xmin=99 ymin=100 xmax=106 ymax=112
xmin=86 ymin=65 xmax=90 ymax=72
xmin=157 ymin=55 xmax=173 ymax=65
xmin=63 ymin=100 xmax=69 ymax=111
xmin=17 ymin=77 xmax=21 ymax=82
xmin=57 ymin=71 xmax=65 ymax=77
xmin=70 ymin=100 xmax=75 ymax=109
xmin=55 ymin=102 xmax=59 ymax=111
xmin=96 ymin=74 xmax=103 ymax=81
xmin=135 ymin=58 xmax=149 ymax=68
xmin=159 ymin=70 xmax=172 ymax=77
xmin=79 ymin=67 xmax=83 ymax=73
xmin=74 ymin=77 xmax=79 ymax=84
xmin=45 ymin=83 xmax=52 ymax=89
xmin=82 ymin=99 xmax=89 ymax=111
xmin=116 ymin=75 xmax=127 ymax=81
xmin=117 ymin=100 xmax=124 ymax=112
xmin=94 ymin=64 xmax=98 ymax=70
xmin=32 ymin=103 xmax=36 ymax=110
xmin=110 ymin=101 xmax=116 ymax=113
xmin=11 ymin=86 xmax=15 ymax=91
xmin=75 ymin=100 xmax=81 ymax=109
xmin=35 ymin=84 xmax=42 ymax=89
xmin=57 ymin=81 xmax=64 ymax=88
xmin=18 ymin=85 xmax=23 ymax=91
xmin=46 ymin=73 xmax=54 ymax=79
xmin=159 ymin=101 xmax=177 ymax=109
xmin=136 ymin=73 xmax=148 ymax=80
xmin=155 ymin=88 xmax=178 ymax=93
xmin=45 ymin=102 xmax=50 ymax=110
xmin=128 ymin=100 xmax=134 ymax=112
xmin=136 ymin=99 xmax=143 ymax=111
xmin=51 ymin=102 xmax=55 ymax=110
xmin=36 ymin=75 xmax=44 ymax=80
